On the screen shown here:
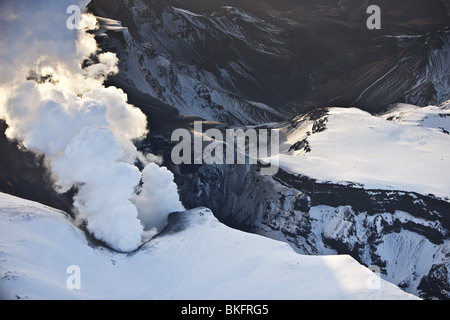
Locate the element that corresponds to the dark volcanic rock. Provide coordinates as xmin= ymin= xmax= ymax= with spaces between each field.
xmin=89 ymin=0 xmax=450 ymax=121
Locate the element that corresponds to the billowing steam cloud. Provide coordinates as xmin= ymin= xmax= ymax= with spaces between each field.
xmin=0 ymin=0 xmax=184 ymax=252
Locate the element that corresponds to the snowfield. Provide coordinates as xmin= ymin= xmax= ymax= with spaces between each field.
xmin=278 ymin=102 xmax=450 ymax=200
xmin=0 ymin=192 xmax=418 ymax=300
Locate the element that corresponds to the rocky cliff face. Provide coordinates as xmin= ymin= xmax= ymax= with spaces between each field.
xmin=172 ymin=158 xmax=450 ymax=300
xmin=90 ymin=0 xmax=295 ymax=125
xmin=90 ymin=0 xmax=450 ymax=122
xmin=309 ymin=27 xmax=450 ymax=111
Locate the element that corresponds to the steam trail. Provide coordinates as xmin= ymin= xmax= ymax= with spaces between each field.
xmin=0 ymin=0 xmax=184 ymax=252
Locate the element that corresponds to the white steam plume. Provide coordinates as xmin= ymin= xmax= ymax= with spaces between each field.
xmin=0 ymin=0 xmax=184 ymax=252
xmin=133 ymin=163 xmax=185 ymax=232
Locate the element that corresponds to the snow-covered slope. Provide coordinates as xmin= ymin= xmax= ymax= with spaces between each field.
xmin=0 ymin=192 xmax=417 ymax=300
xmin=277 ymin=102 xmax=450 ymax=201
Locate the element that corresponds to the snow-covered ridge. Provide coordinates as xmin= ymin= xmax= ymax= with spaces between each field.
xmin=0 ymin=192 xmax=417 ymax=300
xmin=277 ymin=103 xmax=450 ymax=201
xmin=172 ymin=7 xmax=204 ymax=18
xmin=381 ymin=102 xmax=450 ymax=133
